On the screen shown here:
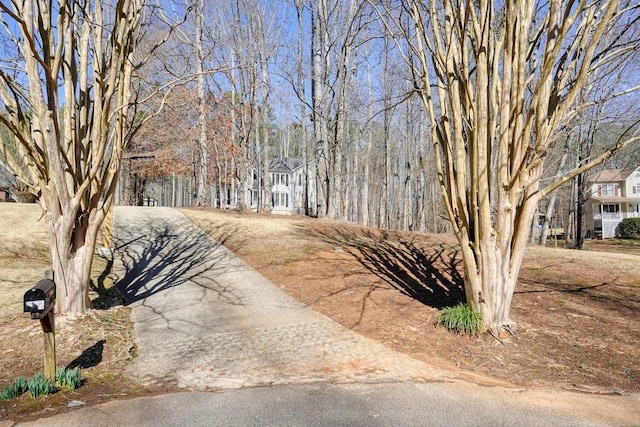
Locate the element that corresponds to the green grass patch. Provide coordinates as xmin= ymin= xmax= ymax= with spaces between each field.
xmin=437 ymin=303 xmax=483 ymax=335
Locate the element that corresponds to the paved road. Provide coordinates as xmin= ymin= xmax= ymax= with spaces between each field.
xmin=18 ymin=381 xmax=634 ymax=427
xmin=11 ymin=207 xmax=640 ymax=426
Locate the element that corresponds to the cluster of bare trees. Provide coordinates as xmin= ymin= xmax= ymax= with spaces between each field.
xmin=1 ymin=0 xmax=638 ymax=332
xmin=123 ymin=0 xmax=640 ymax=333
xmin=122 ymin=0 xmax=450 ymax=232
xmin=303 ymin=0 xmax=448 ymax=231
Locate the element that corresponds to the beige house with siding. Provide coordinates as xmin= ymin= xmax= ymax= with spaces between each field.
xmin=585 ymin=166 xmax=640 ymax=238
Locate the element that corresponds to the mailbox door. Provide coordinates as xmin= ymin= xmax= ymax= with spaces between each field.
xmin=24 ymin=289 xmax=47 ymax=313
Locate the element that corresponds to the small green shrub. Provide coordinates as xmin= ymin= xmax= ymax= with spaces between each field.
xmin=616 ymin=218 xmax=640 ymax=239
xmin=56 ymin=368 xmax=83 ymax=391
xmin=27 ymin=373 xmax=55 ymax=398
xmin=437 ymin=303 xmax=483 ymax=335
xmin=0 ymin=376 xmax=29 ymax=400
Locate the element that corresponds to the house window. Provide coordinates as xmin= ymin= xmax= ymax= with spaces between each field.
xmin=602 ymin=204 xmax=619 ymax=213
xmin=272 ymin=192 xmax=289 ymax=208
xmin=272 ymin=173 xmax=289 ymax=187
xmin=600 ymin=184 xmax=616 ymax=196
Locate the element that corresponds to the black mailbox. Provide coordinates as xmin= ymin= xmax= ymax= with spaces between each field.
xmin=24 ymin=279 xmax=56 ymax=314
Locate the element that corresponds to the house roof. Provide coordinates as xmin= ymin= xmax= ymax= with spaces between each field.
xmin=270 ymin=157 xmax=303 ymax=172
xmin=588 ymin=167 xmax=638 ymax=183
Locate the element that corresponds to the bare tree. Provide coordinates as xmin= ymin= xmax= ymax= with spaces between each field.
xmin=377 ymin=0 xmax=640 ymax=333
xmin=0 ymin=0 xmax=170 ymax=316
xmin=209 ymin=0 xmax=283 ymax=212
xmin=294 ymin=0 xmax=312 ymax=216
xmin=537 ymin=136 xmax=570 ymax=246
xmin=194 ymin=0 xmax=208 ymax=206
xmin=310 ymin=0 xmax=372 ymax=219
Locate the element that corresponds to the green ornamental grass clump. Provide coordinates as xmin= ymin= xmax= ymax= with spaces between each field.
xmin=0 ymin=376 xmax=29 ymax=400
xmin=437 ymin=303 xmax=483 ymax=335
xmin=27 ymin=373 xmax=55 ymax=398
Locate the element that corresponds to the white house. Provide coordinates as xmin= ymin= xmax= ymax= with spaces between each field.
xmin=585 ymin=166 xmax=640 ymax=238
xmin=268 ymin=157 xmax=312 ymax=215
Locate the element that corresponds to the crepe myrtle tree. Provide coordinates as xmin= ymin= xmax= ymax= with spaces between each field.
xmin=0 ymin=0 xmax=170 ymax=316
xmin=376 ymin=0 xmax=640 ymax=334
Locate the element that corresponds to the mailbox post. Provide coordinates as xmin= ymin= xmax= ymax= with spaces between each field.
xmin=24 ymin=271 xmax=56 ymax=381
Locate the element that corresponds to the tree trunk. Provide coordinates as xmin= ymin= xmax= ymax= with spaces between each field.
xmin=295 ymin=0 xmax=311 ymax=217
xmin=195 ymin=0 xmax=208 ymax=206
xmin=575 ymin=171 xmax=587 ymax=248
xmin=539 ymin=139 xmax=570 ymax=245
xmin=47 ymin=203 xmax=104 ymax=316
xmin=311 ymin=6 xmax=328 ymax=217
xmin=362 ymin=48 xmax=373 ymax=226
xmin=458 ymin=192 xmax=540 ymax=334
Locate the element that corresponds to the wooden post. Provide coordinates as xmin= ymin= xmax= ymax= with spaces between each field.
xmin=40 ymin=270 xmax=56 ymax=381
xmin=40 ymin=309 xmax=56 ymax=381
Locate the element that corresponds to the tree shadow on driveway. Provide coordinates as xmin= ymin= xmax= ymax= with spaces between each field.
xmin=111 ymin=215 xmax=244 ymax=306
xmin=298 ymin=224 xmax=465 ymax=309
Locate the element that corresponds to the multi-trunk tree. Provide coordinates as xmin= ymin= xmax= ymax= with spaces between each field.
xmin=0 ymin=0 xmax=159 ymax=316
xmin=381 ymin=0 xmax=640 ymax=333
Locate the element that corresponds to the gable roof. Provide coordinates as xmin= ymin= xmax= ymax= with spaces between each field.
xmin=270 ymin=157 xmax=303 ymax=172
xmin=588 ymin=167 xmax=639 ymax=183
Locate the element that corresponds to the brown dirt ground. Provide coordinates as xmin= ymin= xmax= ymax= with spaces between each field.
xmin=1 ymin=204 xmax=639 ymax=422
